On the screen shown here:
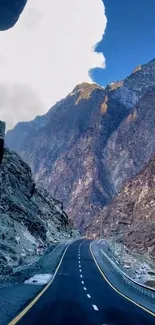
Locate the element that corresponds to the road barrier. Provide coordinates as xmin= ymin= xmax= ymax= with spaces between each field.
xmin=100 ymin=247 xmax=155 ymax=299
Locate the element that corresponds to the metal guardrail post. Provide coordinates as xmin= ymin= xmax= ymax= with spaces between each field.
xmin=99 ymin=246 xmax=155 ymax=299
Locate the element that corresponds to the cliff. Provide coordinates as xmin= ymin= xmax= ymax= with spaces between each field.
xmin=6 ymin=59 xmax=155 ymax=234
xmin=0 ymin=148 xmax=77 ymax=274
xmin=103 ymin=86 xmax=155 ymax=193
xmin=95 ymin=157 xmax=155 ymax=259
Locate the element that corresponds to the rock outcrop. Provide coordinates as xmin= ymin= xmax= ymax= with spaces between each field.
xmin=0 ymin=148 xmax=77 ymax=274
xmin=6 ymin=59 xmax=155 ymax=234
xmin=94 ymin=157 xmax=155 ymax=259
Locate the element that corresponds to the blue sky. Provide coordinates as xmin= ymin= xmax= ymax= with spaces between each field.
xmin=1 ymin=0 xmax=155 ymax=129
xmin=0 ymin=0 xmax=106 ymax=129
xmin=90 ymin=0 xmax=155 ymax=86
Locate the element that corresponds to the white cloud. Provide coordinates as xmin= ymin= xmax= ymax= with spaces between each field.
xmin=0 ymin=0 xmax=107 ymax=129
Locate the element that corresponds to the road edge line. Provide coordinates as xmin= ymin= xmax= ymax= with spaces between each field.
xmin=8 ymin=239 xmax=79 ymax=325
xmin=78 ymin=238 xmax=86 ymax=254
xmin=89 ymin=242 xmax=155 ymax=317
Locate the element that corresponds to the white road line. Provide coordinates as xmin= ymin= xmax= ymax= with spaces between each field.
xmin=79 ymin=269 xmax=82 ymax=272
xmin=81 ymin=281 xmax=84 ymax=284
xmin=92 ymin=305 xmax=99 ymax=311
xmin=80 ymin=275 xmax=83 ymax=278
xmin=84 ymin=287 xmax=87 ymax=291
xmin=87 ymin=294 xmax=91 ymax=299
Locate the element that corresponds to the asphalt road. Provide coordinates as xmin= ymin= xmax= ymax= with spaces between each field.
xmin=9 ymin=239 xmax=155 ymax=325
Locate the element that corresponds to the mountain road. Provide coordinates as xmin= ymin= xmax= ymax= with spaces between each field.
xmin=8 ymin=239 xmax=155 ymax=325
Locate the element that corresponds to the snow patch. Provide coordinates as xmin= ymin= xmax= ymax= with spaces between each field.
xmin=24 ymin=274 xmax=53 ymax=285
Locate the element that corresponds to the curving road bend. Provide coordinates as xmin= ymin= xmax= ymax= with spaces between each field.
xmin=9 ymin=239 xmax=155 ymax=325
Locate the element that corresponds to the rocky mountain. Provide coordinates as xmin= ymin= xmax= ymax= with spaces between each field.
xmin=102 ymin=86 xmax=155 ymax=193
xmin=6 ymin=59 xmax=155 ymax=234
xmin=94 ymin=156 xmax=155 ymax=259
xmin=0 ymin=0 xmax=27 ymax=30
xmin=0 ymin=145 xmax=77 ymax=274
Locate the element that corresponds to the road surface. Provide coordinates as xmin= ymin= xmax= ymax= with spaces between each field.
xmin=9 ymin=239 xmax=155 ymax=325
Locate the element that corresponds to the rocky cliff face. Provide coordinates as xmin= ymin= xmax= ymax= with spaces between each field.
xmin=6 ymin=59 xmax=155 ymax=233
xmin=94 ymin=156 xmax=155 ymax=259
xmin=0 ymin=148 xmax=77 ymax=274
xmin=103 ymin=86 xmax=155 ymax=193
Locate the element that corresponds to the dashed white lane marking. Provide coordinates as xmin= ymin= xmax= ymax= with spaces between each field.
xmin=87 ymin=294 xmax=91 ymax=299
xmin=81 ymin=281 xmax=84 ymax=284
xmin=79 ymin=269 xmax=82 ymax=273
xmin=92 ymin=305 xmax=99 ymax=311
xmin=84 ymin=287 xmax=87 ymax=291
xmin=80 ymin=275 xmax=83 ymax=278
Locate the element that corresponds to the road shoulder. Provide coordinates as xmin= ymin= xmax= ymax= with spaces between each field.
xmin=0 ymin=241 xmax=72 ymax=325
xmin=90 ymin=241 xmax=155 ymax=316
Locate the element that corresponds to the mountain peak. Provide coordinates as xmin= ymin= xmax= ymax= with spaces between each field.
xmin=131 ymin=58 xmax=155 ymax=74
xmin=72 ymin=82 xmax=103 ymax=94
xmin=132 ymin=65 xmax=142 ymax=74
xmin=70 ymin=82 xmax=104 ymax=104
xmin=5 ymin=57 xmax=155 ymax=239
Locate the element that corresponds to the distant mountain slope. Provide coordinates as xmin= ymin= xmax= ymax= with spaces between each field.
xmin=6 ymin=59 xmax=155 ymax=233
xmin=0 ymin=148 xmax=77 ymax=274
xmin=94 ymin=156 xmax=155 ymax=259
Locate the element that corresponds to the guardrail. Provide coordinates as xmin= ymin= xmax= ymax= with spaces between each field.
xmin=100 ymin=247 xmax=155 ymax=299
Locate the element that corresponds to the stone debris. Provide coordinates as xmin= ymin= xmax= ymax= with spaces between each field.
xmin=0 ymin=148 xmax=78 ymax=274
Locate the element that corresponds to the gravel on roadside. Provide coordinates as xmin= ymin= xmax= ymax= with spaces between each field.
xmin=0 ymin=240 xmax=72 ymax=325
